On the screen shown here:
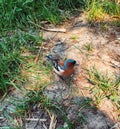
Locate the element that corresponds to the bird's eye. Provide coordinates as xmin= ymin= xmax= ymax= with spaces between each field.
xmin=73 ymin=60 xmax=76 ymax=64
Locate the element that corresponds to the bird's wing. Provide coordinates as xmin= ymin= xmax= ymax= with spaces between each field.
xmin=53 ymin=61 xmax=65 ymax=76
xmin=59 ymin=61 xmax=64 ymax=66
xmin=54 ymin=61 xmax=64 ymax=72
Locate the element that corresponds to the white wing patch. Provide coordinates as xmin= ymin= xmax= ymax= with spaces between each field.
xmin=53 ymin=66 xmax=64 ymax=76
xmin=58 ymin=66 xmax=64 ymax=72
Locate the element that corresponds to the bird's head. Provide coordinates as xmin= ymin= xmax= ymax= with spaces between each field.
xmin=64 ymin=59 xmax=78 ymax=69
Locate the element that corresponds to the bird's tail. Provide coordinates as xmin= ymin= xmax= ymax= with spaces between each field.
xmin=46 ymin=54 xmax=60 ymax=69
xmin=46 ymin=54 xmax=53 ymax=61
xmin=46 ymin=54 xmax=59 ymax=62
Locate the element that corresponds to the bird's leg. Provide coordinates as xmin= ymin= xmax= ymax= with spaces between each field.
xmin=64 ymin=75 xmax=73 ymax=87
xmin=59 ymin=75 xmax=65 ymax=81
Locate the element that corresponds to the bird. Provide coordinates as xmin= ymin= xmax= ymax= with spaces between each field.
xmin=46 ymin=54 xmax=78 ymax=79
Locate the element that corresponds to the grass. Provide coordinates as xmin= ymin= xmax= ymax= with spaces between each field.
xmin=0 ymin=0 xmax=86 ymax=31
xmin=1 ymin=89 xmax=48 ymax=128
xmin=1 ymin=89 xmax=93 ymax=128
xmin=86 ymin=67 xmax=120 ymax=108
xmin=85 ymin=0 xmax=120 ymax=26
xmin=19 ymin=59 xmax=53 ymax=91
xmin=83 ymin=43 xmax=93 ymax=52
xmin=0 ymin=29 xmax=42 ymax=95
xmin=0 ymin=0 xmax=61 ymax=29
xmin=70 ymin=35 xmax=79 ymax=40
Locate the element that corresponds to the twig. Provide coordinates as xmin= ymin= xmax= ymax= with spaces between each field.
xmin=45 ymin=108 xmax=52 ymax=119
xmin=0 ymin=92 xmax=8 ymax=102
xmin=49 ymin=113 xmax=57 ymax=129
xmin=42 ymin=123 xmax=48 ymax=129
xmin=0 ymin=117 xmax=5 ymax=119
xmin=25 ymin=118 xmax=46 ymax=122
xmin=34 ymin=41 xmax=44 ymax=62
xmin=29 ymin=21 xmax=66 ymax=33
xmin=110 ymin=122 xmax=120 ymax=129
xmin=33 ymin=110 xmax=43 ymax=129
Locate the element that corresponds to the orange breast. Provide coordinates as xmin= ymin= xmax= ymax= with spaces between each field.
xmin=62 ymin=68 xmax=74 ymax=77
xmin=58 ymin=61 xmax=75 ymax=77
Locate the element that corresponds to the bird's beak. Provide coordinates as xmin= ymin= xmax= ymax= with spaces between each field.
xmin=75 ymin=62 xmax=79 ymax=66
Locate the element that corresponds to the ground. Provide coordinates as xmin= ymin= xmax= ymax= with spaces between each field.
xmin=0 ymin=13 xmax=120 ymax=129
xmin=43 ymin=13 xmax=120 ymax=129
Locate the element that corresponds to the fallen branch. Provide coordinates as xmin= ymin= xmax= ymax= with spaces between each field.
xmin=29 ymin=21 xmax=66 ymax=33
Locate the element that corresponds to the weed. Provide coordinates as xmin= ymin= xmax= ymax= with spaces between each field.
xmin=0 ymin=0 xmax=86 ymax=31
xmin=0 ymin=89 xmax=45 ymax=128
xmin=85 ymin=0 xmax=120 ymax=23
xmin=85 ymin=0 xmax=106 ymax=22
xmin=100 ymin=22 xmax=109 ymax=31
xmin=86 ymin=67 xmax=120 ymax=108
xmin=74 ymin=45 xmax=84 ymax=54
xmin=83 ymin=43 xmax=93 ymax=51
xmin=0 ymin=30 xmax=42 ymax=94
xmin=49 ymin=102 xmax=77 ymax=129
xmin=70 ymin=35 xmax=79 ymax=40
xmin=1 ymin=88 xmax=75 ymax=128
xmin=19 ymin=59 xmax=53 ymax=91
xmin=112 ymin=20 xmax=120 ymax=27
xmin=102 ymin=1 xmax=120 ymax=15
xmin=78 ymin=112 xmax=87 ymax=125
